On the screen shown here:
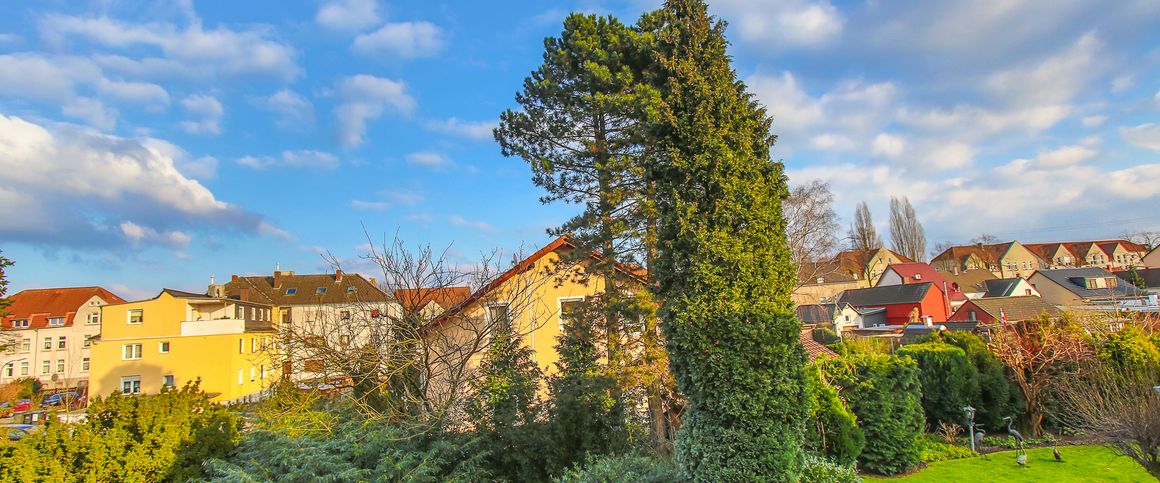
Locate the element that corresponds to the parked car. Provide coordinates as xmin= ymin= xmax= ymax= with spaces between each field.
xmin=3 ymin=423 xmax=38 ymax=441
xmin=42 ymin=391 xmax=82 ymax=407
xmin=0 ymin=399 xmax=33 ymax=418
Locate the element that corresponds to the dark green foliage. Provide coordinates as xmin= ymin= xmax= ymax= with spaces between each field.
xmin=922 ymin=331 xmax=1017 ymax=430
xmin=820 ymin=353 xmax=924 ymax=476
xmin=804 ymin=364 xmax=865 ymax=465
xmin=1098 ymin=325 xmax=1160 ymax=371
xmin=1128 ymin=267 xmax=1148 ymax=290
xmin=547 ymin=310 xmax=630 ymax=473
xmin=556 ymin=454 xmax=683 ymax=483
xmin=203 ymin=418 xmax=490 ymax=482
xmin=0 ymin=382 xmax=239 ymax=482
xmin=465 ymin=328 xmax=548 ymax=482
xmin=897 ymin=342 xmax=980 ymax=427
xmin=643 ymin=0 xmax=810 ymax=479
xmin=0 ymin=250 xmax=13 ymax=352
xmin=800 ymin=455 xmax=862 ymax=483
xmin=812 ymin=327 xmax=841 ymax=345
xmin=916 ymin=434 xmax=974 ymax=463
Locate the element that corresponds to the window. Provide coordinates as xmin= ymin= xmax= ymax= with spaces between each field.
xmin=251 ymin=338 xmax=258 ymax=353
xmin=128 ymin=309 xmax=143 ymax=324
xmin=158 ymin=341 xmax=170 ymax=353
xmin=340 ymin=310 xmax=351 ymax=320
xmin=304 ymin=336 xmax=324 ymax=348
xmin=122 ymin=343 xmax=142 ymax=360
xmin=559 ymin=298 xmax=584 ymax=331
xmin=163 ymin=375 xmax=175 ymax=388
xmin=1025 ymin=289 xmax=1032 ymax=296
xmin=20 ymin=338 xmax=30 ymax=353
xmin=47 ymin=317 xmax=65 ymax=327
xmin=315 ymin=287 xmax=327 ymax=295
xmin=57 ymin=336 xmax=66 ymax=350
xmin=19 ymin=362 xmax=28 ymax=376
xmin=488 ymin=303 xmax=511 ymax=332
xmin=83 ymin=335 xmax=93 ymax=348
xmin=260 ymin=365 xmax=267 ymax=379
xmin=285 ymin=288 xmax=297 ymax=295
xmin=346 ymin=286 xmax=356 ymax=294
xmin=41 ymin=361 xmax=50 ymax=375
xmin=43 ymin=337 xmax=52 ymax=350
xmin=250 ymin=367 xmax=256 ymax=382
xmin=968 ymin=310 xmax=977 ymax=321
xmin=81 ymin=358 xmax=89 ymax=372
xmin=56 ymin=359 xmax=64 ymax=373
xmin=87 ymin=312 xmax=100 ymax=325
xmin=237 ymin=369 xmax=244 ymax=385
xmin=13 ymin=319 xmax=29 ymax=328
xmin=2 ymin=365 xmax=10 ymax=378
xmin=340 ymin=334 xmax=351 ymax=346
xmin=121 ymin=376 xmax=141 ymax=395
xmin=238 ymin=338 xmax=245 ymax=354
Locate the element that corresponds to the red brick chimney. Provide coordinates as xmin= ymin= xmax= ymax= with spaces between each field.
xmin=274 ymin=270 xmax=283 ymax=289
xmin=335 ymin=269 xmax=344 ymax=283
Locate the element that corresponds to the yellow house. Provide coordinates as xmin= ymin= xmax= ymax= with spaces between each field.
xmin=90 ymin=289 xmax=279 ymax=404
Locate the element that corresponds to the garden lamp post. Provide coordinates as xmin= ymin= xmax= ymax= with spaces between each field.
xmin=964 ymin=405 xmax=977 ymax=454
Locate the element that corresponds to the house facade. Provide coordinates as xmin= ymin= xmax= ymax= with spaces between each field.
xmin=1024 ymin=240 xmax=1148 ymax=270
xmin=832 ymin=247 xmax=913 ymax=285
xmin=0 ymin=287 xmax=124 ymax=389
xmin=89 ymin=289 xmax=279 ymax=404
xmin=876 ymin=262 xmax=968 ymax=309
xmin=835 ymin=282 xmax=950 ymax=326
xmin=1027 ymin=267 xmax=1148 ymax=307
xmin=983 ymin=278 xmax=1040 ymax=298
xmin=1145 ymin=246 xmax=1160 ymax=268
xmin=932 ymin=241 xmax=1044 ymax=279
xmin=947 ymin=296 xmax=1061 ymax=324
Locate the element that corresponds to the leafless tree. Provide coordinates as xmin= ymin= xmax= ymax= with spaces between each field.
xmin=264 ymin=233 xmax=560 ymax=432
xmin=889 ymin=196 xmax=927 ymax=262
xmin=847 ymin=201 xmax=882 ymax=252
xmin=970 ymin=233 xmax=1000 ymax=246
xmin=784 ymin=180 xmax=841 ymax=285
xmin=1121 ymin=230 xmax=1160 ymax=251
xmin=1057 ymin=363 xmax=1160 ymax=478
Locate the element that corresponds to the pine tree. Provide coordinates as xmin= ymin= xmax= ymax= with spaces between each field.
xmin=0 ymin=250 xmax=14 ymax=352
xmin=466 ymin=327 xmax=546 ymax=481
xmin=643 ymin=0 xmax=810 ymax=479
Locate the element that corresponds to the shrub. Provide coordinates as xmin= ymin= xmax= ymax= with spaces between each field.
xmin=923 ymin=331 xmax=1018 ymax=429
xmin=801 ymin=455 xmax=862 ymax=483
xmin=556 ymin=454 xmax=682 ymax=483
xmin=1098 ymin=325 xmax=1160 ymax=371
xmin=820 ymin=353 xmax=924 ymax=475
xmin=897 ymin=342 xmax=979 ymax=427
xmin=813 ymin=327 xmax=841 ymax=345
xmin=916 ymin=434 xmax=974 ymax=463
xmin=804 ymin=364 xmax=865 ymax=465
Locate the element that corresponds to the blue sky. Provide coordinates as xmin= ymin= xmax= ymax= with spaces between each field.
xmin=1 ymin=0 xmax=1159 ymax=300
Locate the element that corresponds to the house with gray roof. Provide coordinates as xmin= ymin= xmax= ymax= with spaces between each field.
xmin=1028 ymin=267 xmax=1147 ymax=307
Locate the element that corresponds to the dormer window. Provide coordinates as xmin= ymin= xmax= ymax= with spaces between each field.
xmin=346 ymin=286 xmax=356 ymax=294
xmin=13 ymin=319 xmax=29 ymax=328
xmin=285 ymin=288 xmax=298 ymax=295
xmin=47 ymin=317 xmax=65 ymax=327
xmin=315 ymin=287 xmax=327 ymax=295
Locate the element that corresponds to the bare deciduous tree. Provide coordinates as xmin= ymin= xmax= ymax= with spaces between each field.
xmin=1057 ymin=363 xmax=1160 ymax=478
xmin=889 ymin=196 xmax=927 ymax=262
xmin=1121 ymin=230 xmax=1160 ymax=251
xmin=784 ymin=180 xmax=840 ymax=285
xmin=847 ymin=201 xmax=882 ymax=252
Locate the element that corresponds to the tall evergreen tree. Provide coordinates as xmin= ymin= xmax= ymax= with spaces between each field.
xmin=642 ymin=1 xmax=810 ymax=479
xmin=0 ymin=250 xmax=14 ymax=352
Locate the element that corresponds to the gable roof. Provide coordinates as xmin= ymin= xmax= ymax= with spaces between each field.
xmin=1114 ymin=268 xmax=1160 ymax=289
xmin=796 ymin=304 xmax=837 ymax=325
xmin=394 ymin=287 xmax=471 ymax=311
xmin=800 ymin=328 xmax=837 ymax=361
xmin=837 ymin=282 xmax=935 ymax=307
xmin=225 ymin=270 xmax=392 ymax=306
xmin=944 ymin=269 xmax=998 ymax=293
xmin=1024 ymin=242 xmax=1073 ymax=262
xmin=983 ymin=278 xmax=1023 ymax=298
xmin=1031 ymin=267 xmax=1146 ymax=300
xmin=834 ymin=247 xmax=913 ymax=275
xmin=2 ymin=287 xmax=125 ymax=329
xmin=881 ymin=263 xmax=967 ymax=301
xmin=957 ymin=296 xmax=1061 ymax=322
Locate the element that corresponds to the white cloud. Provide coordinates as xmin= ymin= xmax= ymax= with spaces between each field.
xmin=716 ymin=0 xmax=843 ymax=47
xmin=747 ymin=71 xmax=895 ymax=154
xmin=0 ymin=54 xmax=98 ymax=101
xmin=0 ymin=113 xmax=273 ymax=249
xmin=1081 ymin=115 xmax=1107 ymax=128
xmin=449 ymin=215 xmax=495 ymax=232
xmin=96 ymin=79 xmax=170 ymax=107
xmin=41 ymin=14 xmax=299 ymax=81
xmin=406 ymin=213 xmax=432 ymax=222
xmin=142 ymin=138 xmax=218 ymax=180
xmin=257 ymin=89 xmax=314 ymax=129
xmin=1111 ymin=74 xmax=1134 ymax=93
xmin=119 ymin=221 xmax=191 ymax=248
xmin=316 ymin=0 xmax=381 ymax=32
xmin=180 ymin=94 xmax=223 ymax=134
xmin=386 ymin=190 xmax=424 ymax=205
xmin=353 ymin=21 xmax=446 ymax=59
xmin=809 ymin=133 xmax=855 ymax=151
xmin=871 ymin=133 xmax=905 ymax=158
xmin=237 ymin=150 xmax=339 ymax=170
xmin=1121 ymin=123 xmax=1160 ymax=151
xmin=350 ymin=199 xmax=389 ymax=210
xmin=406 ymin=151 xmax=448 ymax=167
xmin=61 ymin=97 xmax=117 ymax=130
xmin=984 ymin=33 xmax=1104 ymax=107
xmin=425 ymin=117 xmax=497 ymax=140
xmin=333 ymin=74 xmax=415 ymax=147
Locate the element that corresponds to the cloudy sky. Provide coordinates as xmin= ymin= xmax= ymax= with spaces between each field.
xmin=1 ymin=0 xmax=1158 ymax=299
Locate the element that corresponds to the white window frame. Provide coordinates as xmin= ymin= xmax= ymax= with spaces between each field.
xmin=87 ymin=312 xmax=100 ymax=325
xmin=128 ymin=309 xmax=143 ymax=324
xmin=557 ymin=297 xmax=586 ymax=331
xmin=41 ymin=360 xmax=50 ymax=375
xmin=122 ymin=343 xmax=143 ymax=360
xmin=158 ymin=341 xmax=170 ymax=354
xmin=19 ymin=361 xmax=28 ymax=376
xmin=47 ymin=317 xmax=65 ymax=327
xmin=163 ymin=375 xmax=175 ymax=388
xmin=57 ymin=336 xmax=67 ymax=350
xmin=56 ymin=359 xmax=65 ymax=373
xmin=81 ymin=358 xmax=89 ymax=372
xmin=13 ymin=319 xmax=29 ymax=328
xmin=43 ymin=337 xmax=52 ymax=350
xmin=83 ymin=335 xmax=94 ymax=348
xmin=121 ymin=376 xmax=141 ymax=395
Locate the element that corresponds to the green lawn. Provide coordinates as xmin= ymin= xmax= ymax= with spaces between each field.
xmin=866 ymin=445 xmax=1156 ymax=482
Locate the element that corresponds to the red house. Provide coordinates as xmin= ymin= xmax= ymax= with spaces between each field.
xmin=835 ymin=282 xmax=950 ymax=326
xmin=876 ymin=262 xmax=967 ymax=312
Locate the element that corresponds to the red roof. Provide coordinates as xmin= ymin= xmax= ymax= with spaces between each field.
xmin=394 ymin=286 xmax=471 ymax=311
xmin=800 ymin=328 xmax=837 ymax=361
xmin=2 ymin=287 xmax=125 ymax=330
xmin=880 ymin=263 xmax=968 ymax=301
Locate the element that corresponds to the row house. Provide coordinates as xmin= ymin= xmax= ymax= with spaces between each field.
xmin=1024 ymin=240 xmax=1149 ymax=271
xmin=1145 ymin=246 xmax=1160 ymax=267
xmin=947 ymin=296 xmax=1061 ymax=325
xmin=1027 ymin=267 xmax=1148 ymax=307
xmin=0 ymin=287 xmax=124 ymax=389
xmin=791 ymin=247 xmax=911 ymax=305
xmin=931 ymin=241 xmax=1043 ymax=279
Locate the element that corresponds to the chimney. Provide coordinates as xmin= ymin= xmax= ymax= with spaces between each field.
xmin=335 ymin=269 xmax=344 ymax=283
xmin=369 ymin=277 xmax=378 ymax=288
xmin=231 ymin=274 xmax=239 ymax=282
xmin=274 ymin=270 xmax=283 ymax=289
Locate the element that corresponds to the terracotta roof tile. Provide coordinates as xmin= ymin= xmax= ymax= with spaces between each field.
xmin=800 ymin=328 xmax=837 ymax=361
xmin=2 ymin=287 xmax=124 ymax=330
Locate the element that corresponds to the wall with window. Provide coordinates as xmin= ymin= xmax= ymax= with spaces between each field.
xmin=0 ymin=294 xmax=112 ymax=389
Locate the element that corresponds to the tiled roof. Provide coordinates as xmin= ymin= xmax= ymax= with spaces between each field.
xmin=1114 ymin=268 xmax=1160 ymax=290
xmin=1031 ymin=267 xmax=1146 ymax=300
xmin=225 ymin=270 xmax=393 ymax=306
xmin=958 ymin=296 xmax=1061 ymax=322
xmin=834 ymin=248 xmax=913 ymax=274
xmin=944 ymin=269 xmax=997 ymax=293
xmin=983 ymin=278 xmax=1022 ymax=298
xmin=837 ymin=282 xmax=934 ymax=307
xmin=1 ymin=287 xmax=124 ymax=330
xmin=796 ymin=304 xmax=837 ymax=325
xmin=881 ymin=263 xmax=967 ymax=301
xmin=800 ymin=328 xmax=837 ymax=361
xmin=394 ymin=287 xmax=471 ymax=311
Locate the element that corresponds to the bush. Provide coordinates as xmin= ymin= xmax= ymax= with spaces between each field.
xmin=1098 ymin=325 xmax=1160 ymax=371
xmin=813 ymin=327 xmax=841 ymax=345
xmin=801 ymin=455 xmax=862 ymax=483
xmin=916 ymin=434 xmax=974 ymax=463
xmin=897 ymin=342 xmax=979 ymax=427
xmin=820 ymin=353 xmax=924 ymax=476
xmin=922 ymin=331 xmax=1018 ymax=430
xmin=556 ymin=454 xmax=682 ymax=483
xmin=804 ymin=364 xmax=865 ymax=465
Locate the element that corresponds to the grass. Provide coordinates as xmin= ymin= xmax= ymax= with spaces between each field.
xmin=866 ymin=445 xmax=1156 ymax=482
